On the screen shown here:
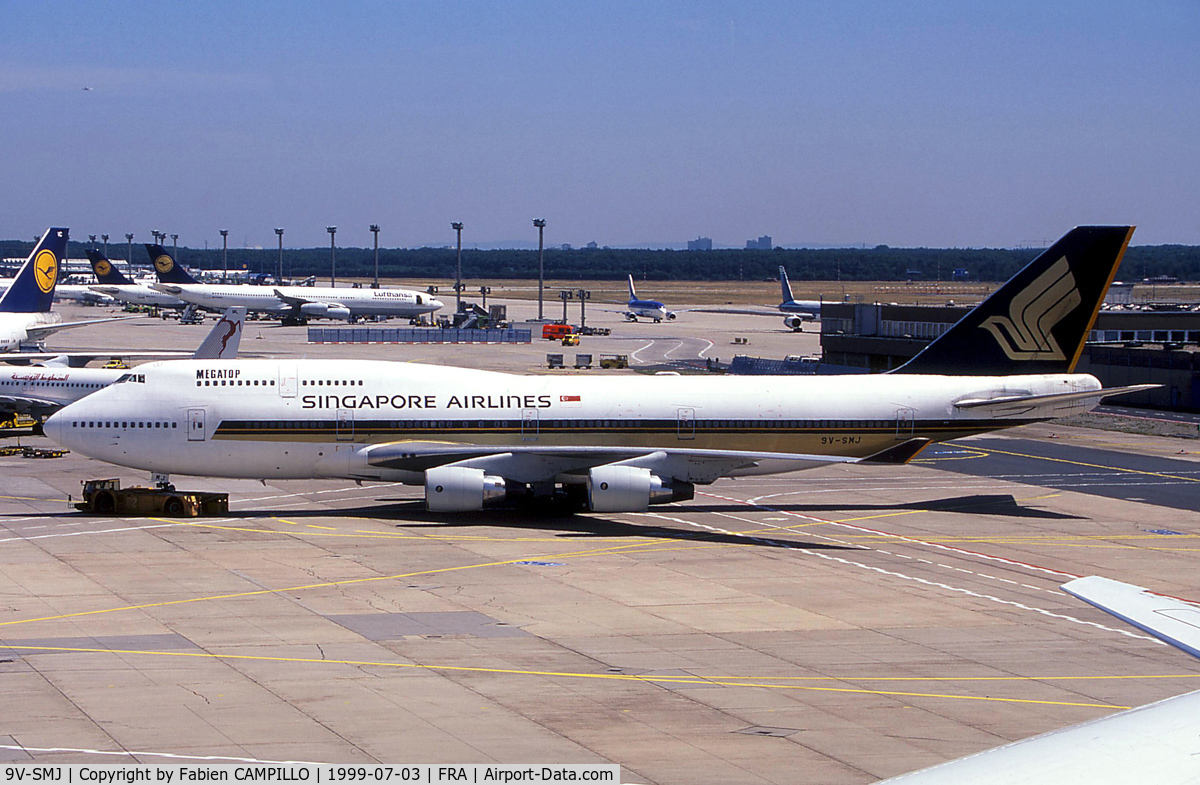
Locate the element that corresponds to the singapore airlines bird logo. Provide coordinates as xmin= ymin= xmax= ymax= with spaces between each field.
xmin=980 ymin=256 xmax=1081 ymax=361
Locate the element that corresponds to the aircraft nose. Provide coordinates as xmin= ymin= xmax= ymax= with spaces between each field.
xmin=43 ymin=409 xmax=66 ymax=447
xmin=429 ymin=298 xmax=445 ymax=311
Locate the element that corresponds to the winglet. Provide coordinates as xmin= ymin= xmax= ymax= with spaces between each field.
xmin=0 ymin=227 xmax=68 ymax=314
xmin=858 ymin=437 xmax=931 ymax=465
xmin=190 ymin=307 xmax=247 ymax=360
xmin=145 ymin=244 xmax=200 ymax=284
xmin=627 ymin=274 xmax=637 ymax=301
xmin=85 ymin=249 xmax=133 ymax=285
xmin=893 ymin=226 xmax=1134 ymax=376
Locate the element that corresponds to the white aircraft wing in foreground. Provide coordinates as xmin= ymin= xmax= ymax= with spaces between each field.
xmin=880 ymin=577 xmax=1200 ymax=784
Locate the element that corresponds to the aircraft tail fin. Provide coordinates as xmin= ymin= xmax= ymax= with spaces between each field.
xmin=779 ymin=266 xmax=795 ymax=304
xmin=893 ymin=226 xmax=1133 ymax=376
xmin=145 ymin=244 xmax=200 ymax=284
xmin=627 ymin=274 xmax=637 ymax=301
xmin=85 ymin=249 xmax=133 ymax=285
xmin=190 ymin=307 xmax=246 ymax=360
xmin=0 ymin=228 xmax=68 ymax=314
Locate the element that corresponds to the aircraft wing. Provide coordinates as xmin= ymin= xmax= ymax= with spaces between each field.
xmin=0 ymin=393 xmax=61 ymax=417
xmin=365 ymin=439 xmax=929 ymax=484
xmin=878 ymin=577 xmax=1200 ymax=783
xmin=272 ymin=288 xmax=342 ymax=309
xmin=952 ymin=384 xmax=1159 ymax=416
xmin=0 ymin=351 xmax=191 ymax=367
xmin=24 ymin=314 xmax=145 ymax=340
xmin=1062 ymin=576 xmax=1200 ymax=658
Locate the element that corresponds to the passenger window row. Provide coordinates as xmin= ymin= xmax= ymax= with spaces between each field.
xmin=196 ymin=379 xmax=276 ymax=387
xmin=70 ymin=421 xmax=178 ymax=429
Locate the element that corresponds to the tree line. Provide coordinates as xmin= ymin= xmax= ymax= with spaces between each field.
xmin=3 ymin=239 xmax=1199 ymax=283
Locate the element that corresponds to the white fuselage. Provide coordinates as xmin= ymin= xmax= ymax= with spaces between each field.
xmin=45 ymin=359 xmax=1101 ymax=482
xmin=0 ymin=312 xmax=62 ymax=352
xmin=0 ymin=366 xmax=126 ymax=408
xmin=55 ymin=284 xmax=116 ymax=306
xmin=90 ymin=283 xmax=186 ymax=308
xmin=155 ymin=284 xmax=442 ymax=318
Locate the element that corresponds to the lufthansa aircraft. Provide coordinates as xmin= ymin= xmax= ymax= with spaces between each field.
xmin=144 ymin=245 xmax=444 ymax=323
xmin=46 ymin=227 xmax=1152 ymax=513
xmin=0 ymin=228 xmax=139 ymax=353
xmin=0 ymin=307 xmax=246 ymax=422
xmin=86 ymin=249 xmax=187 ymax=308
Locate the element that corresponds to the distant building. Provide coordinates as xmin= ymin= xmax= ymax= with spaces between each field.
xmin=585 ymin=241 xmax=598 ymax=250
xmin=560 ymin=244 xmax=572 ymax=251
xmin=745 ymin=235 xmax=772 ymax=250
xmin=687 ymin=236 xmax=713 ymax=251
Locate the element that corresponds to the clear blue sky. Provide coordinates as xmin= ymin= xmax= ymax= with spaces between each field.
xmin=2 ymin=1 xmax=1197 ymax=249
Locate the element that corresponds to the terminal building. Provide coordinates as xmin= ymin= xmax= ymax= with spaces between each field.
xmin=819 ymin=302 xmax=1200 ymax=410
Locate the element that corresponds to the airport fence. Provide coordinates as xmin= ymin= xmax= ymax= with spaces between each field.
xmin=307 ymin=327 xmax=532 ymax=344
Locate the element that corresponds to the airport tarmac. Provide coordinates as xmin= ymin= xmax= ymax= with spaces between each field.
xmin=1 ymin=302 xmax=1199 ymax=782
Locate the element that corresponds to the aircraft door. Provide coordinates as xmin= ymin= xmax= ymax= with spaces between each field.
xmin=336 ymin=408 xmax=354 ymax=441
xmin=521 ymin=408 xmax=539 ymax=441
xmin=895 ymin=407 xmax=915 ymax=439
xmin=677 ymin=407 xmax=696 ymax=440
xmin=187 ymin=408 xmax=206 ymax=442
xmin=279 ymin=366 xmax=297 ymax=398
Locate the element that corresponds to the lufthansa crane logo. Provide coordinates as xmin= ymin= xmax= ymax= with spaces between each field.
xmin=980 ymin=256 xmax=1081 ymax=361
xmin=33 ymin=249 xmax=58 ymax=293
xmin=154 ymin=254 xmax=175 ymax=273
xmin=93 ymin=258 xmax=112 ymax=277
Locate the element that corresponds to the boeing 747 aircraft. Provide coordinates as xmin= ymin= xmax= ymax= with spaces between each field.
xmin=144 ymin=245 xmax=443 ymax=323
xmin=47 ymin=227 xmax=1151 ymax=513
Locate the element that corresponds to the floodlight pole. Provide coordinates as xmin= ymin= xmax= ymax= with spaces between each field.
xmin=369 ymin=224 xmax=380 ymax=289
xmin=274 ymin=228 xmax=284 ymax=281
xmin=88 ymin=234 xmax=97 ymax=250
xmin=451 ymin=222 xmax=464 ymax=310
xmin=219 ymin=230 xmax=229 ymax=281
xmin=327 ymin=226 xmax=337 ymax=287
xmin=559 ymin=289 xmax=572 ymax=323
xmin=171 ymin=234 xmax=179 ymax=263
xmin=101 ymin=234 xmax=109 ymax=257
xmin=577 ymin=288 xmax=590 ymax=328
xmin=533 ymin=218 xmax=546 ymax=320
xmin=125 ymin=233 xmax=134 ymax=268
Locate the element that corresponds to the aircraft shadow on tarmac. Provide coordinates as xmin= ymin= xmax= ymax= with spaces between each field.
xmin=242 ymin=501 xmax=854 ymax=550
xmin=680 ymin=494 xmax=1082 ymax=520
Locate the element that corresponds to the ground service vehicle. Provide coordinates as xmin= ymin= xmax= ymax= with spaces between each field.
xmin=75 ymin=478 xmax=228 ymax=517
xmin=542 ymin=323 xmax=575 ymax=341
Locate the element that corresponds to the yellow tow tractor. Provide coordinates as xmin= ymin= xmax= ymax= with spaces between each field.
xmin=75 ymin=478 xmax=229 ymax=517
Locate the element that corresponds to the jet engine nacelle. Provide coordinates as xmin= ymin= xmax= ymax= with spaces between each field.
xmin=300 ymin=302 xmax=329 ymax=317
xmin=327 ymin=306 xmax=351 ymax=321
xmin=666 ymin=311 xmax=677 ymax=320
xmin=587 ymin=465 xmax=693 ymax=512
xmin=783 ymin=315 xmax=808 ymax=331
xmin=425 ymin=466 xmax=507 ymax=511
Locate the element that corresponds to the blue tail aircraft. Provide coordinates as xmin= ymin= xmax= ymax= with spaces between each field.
xmin=0 ymin=228 xmax=138 ymax=353
xmin=622 ymin=275 xmax=676 ymax=322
